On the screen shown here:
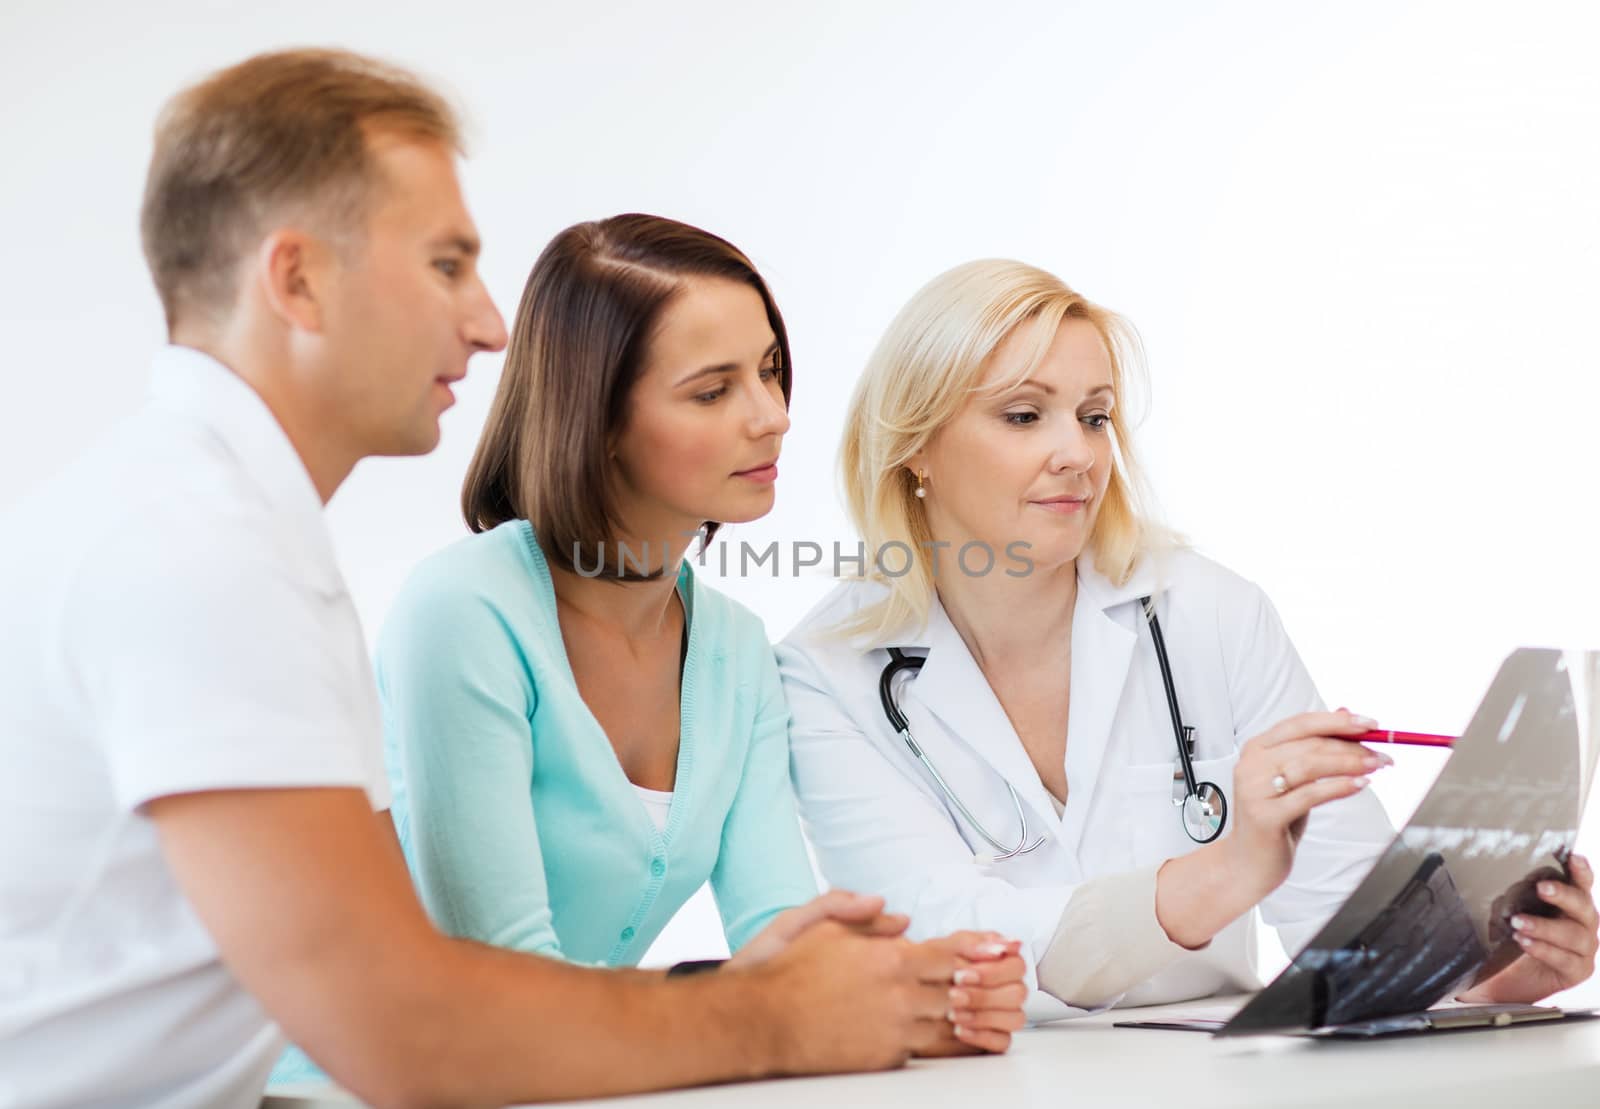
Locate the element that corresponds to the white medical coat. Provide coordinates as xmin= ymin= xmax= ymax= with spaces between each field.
xmin=777 ymin=548 xmax=1395 ymax=1022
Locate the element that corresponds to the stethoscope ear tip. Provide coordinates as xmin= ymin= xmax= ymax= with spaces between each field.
xmin=973 ymin=853 xmax=997 ymax=866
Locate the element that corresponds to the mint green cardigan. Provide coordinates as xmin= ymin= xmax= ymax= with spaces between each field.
xmin=378 ymin=520 xmax=818 ymax=963
xmin=273 ymin=521 xmax=819 ymax=1085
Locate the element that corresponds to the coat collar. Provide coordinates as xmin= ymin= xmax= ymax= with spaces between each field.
xmin=1076 ymin=547 xmax=1171 ymax=613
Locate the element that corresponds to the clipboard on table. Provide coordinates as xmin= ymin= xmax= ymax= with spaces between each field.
xmin=1115 ymin=1001 xmax=1599 ymax=1038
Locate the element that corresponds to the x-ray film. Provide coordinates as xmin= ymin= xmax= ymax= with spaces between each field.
xmin=1219 ymin=648 xmax=1600 ymax=1036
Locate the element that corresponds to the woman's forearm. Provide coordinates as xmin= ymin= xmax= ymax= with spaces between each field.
xmin=1035 ymin=865 xmax=1195 ymax=1008
xmin=1153 ymin=840 xmax=1269 ymax=950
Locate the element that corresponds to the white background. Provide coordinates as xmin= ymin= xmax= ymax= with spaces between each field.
xmin=3 ymin=1 xmax=1597 ymax=1002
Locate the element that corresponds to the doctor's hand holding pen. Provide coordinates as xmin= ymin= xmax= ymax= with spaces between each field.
xmin=1154 ymin=709 xmax=1393 ymax=950
xmin=726 ymin=889 xmax=1029 ymax=1056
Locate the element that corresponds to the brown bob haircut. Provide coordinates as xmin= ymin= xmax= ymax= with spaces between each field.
xmin=461 ymin=214 xmax=794 ymax=576
xmin=140 ymin=48 xmax=460 ymax=332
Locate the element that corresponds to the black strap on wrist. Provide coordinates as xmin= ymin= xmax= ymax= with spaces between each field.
xmin=665 ymin=959 xmax=725 ymax=977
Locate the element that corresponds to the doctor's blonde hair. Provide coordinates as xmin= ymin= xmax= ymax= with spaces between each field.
xmin=837 ymin=259 xmax=1168 ymax=644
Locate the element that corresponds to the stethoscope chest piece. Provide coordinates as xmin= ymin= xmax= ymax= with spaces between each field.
xmin=1181 ymin=780 xmax=1228 ymax=844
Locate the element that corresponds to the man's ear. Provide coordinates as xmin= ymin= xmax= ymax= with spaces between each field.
xmin=254 ymin=228 xmax=331 ymax=333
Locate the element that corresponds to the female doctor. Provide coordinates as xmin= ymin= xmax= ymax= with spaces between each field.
xmin=776 ymin=259 xmax=1599 ymax=1023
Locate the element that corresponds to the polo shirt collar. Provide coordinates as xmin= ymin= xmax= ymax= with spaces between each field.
xmin=147 ymin=345 xmax=344 ymax=595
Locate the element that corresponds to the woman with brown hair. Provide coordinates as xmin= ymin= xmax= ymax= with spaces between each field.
xmin=364 ymin=214 xmax=1023 ymax=1051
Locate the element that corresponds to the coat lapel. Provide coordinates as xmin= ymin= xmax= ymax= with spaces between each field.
xmin=1059 ymin=556 xmax=1170 ymax=852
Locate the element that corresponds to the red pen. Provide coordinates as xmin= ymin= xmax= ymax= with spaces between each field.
xmin=1348 ymin=729 xmax=1455 ymax=749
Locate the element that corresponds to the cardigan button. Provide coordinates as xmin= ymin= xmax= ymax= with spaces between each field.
xmin=620 ymin=926 xmax=636 ymax=942
xmin=650 ymin=858 xmax=666 ymax=878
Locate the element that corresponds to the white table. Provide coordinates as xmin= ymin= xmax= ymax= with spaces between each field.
xmin=262 ymin=996 xmax=1600 ymax=1109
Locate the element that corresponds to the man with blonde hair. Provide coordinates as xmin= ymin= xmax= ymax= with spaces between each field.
xmin=0 ymin=49 xmax=1020 ymax=1108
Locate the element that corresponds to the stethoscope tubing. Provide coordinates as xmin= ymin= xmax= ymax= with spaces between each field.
xmin=1142 ymin=596 xmax=1199 ymax=798
xmin=881 ymin=649 xmax=1046 ymax=859
xmin=878 ymin=593 xmax=1228 ymax=855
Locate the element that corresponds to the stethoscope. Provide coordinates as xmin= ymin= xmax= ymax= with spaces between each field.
xmin=877 ymin=595 xmax=1229 ymax=860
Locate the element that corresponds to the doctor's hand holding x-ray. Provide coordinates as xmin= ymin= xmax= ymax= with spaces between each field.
xmin=777 ymin=259 xmax=1599 ymax=1023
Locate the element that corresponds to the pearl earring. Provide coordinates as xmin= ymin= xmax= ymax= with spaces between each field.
xmin=914 ymin=471 xmax=927 ymax=499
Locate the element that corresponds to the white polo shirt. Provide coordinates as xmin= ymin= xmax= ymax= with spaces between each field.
xmin=0 ymin=346 xmax=389 ymax=1109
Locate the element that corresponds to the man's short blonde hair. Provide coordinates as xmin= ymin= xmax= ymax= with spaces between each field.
xmin=140 ymin=48 xmax=460 ymax=331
